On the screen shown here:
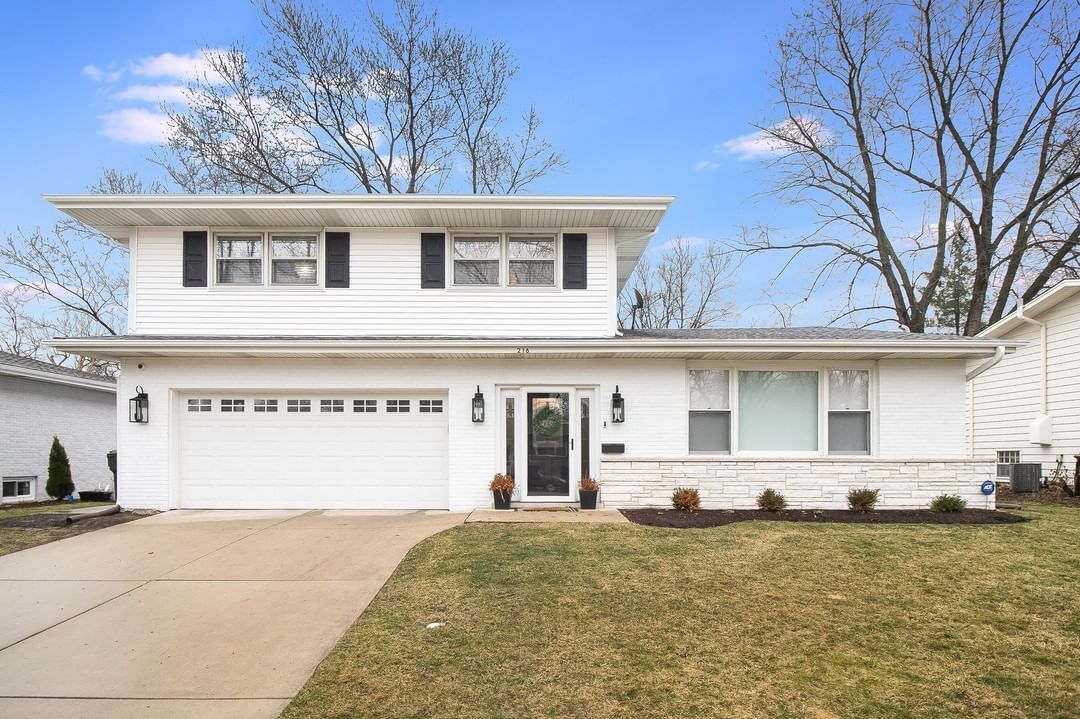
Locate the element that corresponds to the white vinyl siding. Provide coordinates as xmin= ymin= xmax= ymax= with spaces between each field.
xmin=970 ymin=291 xmax=1080 ymax=475
xmin=131 ymin=227 xmax=613 ymax=336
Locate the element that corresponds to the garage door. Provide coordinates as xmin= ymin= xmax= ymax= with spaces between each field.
xmin=178 ymin=392 xmax=449 ymax=509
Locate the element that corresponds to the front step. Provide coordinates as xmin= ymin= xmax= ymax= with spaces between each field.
xmin=510 ymin=502 xmax=578 ymax=512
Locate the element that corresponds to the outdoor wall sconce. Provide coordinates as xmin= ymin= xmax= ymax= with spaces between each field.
xmin=472 ymin=385 xmax=485 ymax=423
xmin=129 ymin=386 xmax=149 ymax=423
xmin=611 ymin=385 xmax=625 ymax=423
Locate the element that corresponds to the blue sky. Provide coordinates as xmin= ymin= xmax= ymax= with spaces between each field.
xmin=0 ymin=0 xmax=836 ymax=326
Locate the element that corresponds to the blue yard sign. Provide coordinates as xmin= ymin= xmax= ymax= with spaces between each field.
xmin=981 ymin=480 xmax=996 ymax=496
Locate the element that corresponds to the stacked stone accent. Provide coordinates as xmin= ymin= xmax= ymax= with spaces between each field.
xmin=600 ymin=458 xmax=996 ymax=510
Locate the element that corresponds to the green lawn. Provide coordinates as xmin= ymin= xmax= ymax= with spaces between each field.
xmin=0 ymin=501 xmax=112 ymax=556
xmin=283 ymin=504 xmax=1080 ymax=719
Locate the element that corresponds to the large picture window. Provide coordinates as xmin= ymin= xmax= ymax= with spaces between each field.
xmin=689 ymin=369 xmax=731 ymax=453
xmin=827 ymin=369 xmax=871 ymax=455
xmin=738 ymin=370 xmax=819 ymax=451
xmin=216 ymin=235 xmax=263 ymax=285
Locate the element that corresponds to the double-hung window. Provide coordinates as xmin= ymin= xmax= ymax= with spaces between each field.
xmin=508 ymin=235 xmax=555 ymax=286
xmin=215 ymin=233 xmax=319 ymax=286
xmin=689 ymin=369 xmax=731 ymax=453
xmin=270 ymin=236 xmax=318 ymax=285
xmin=216 ymin=235 xmax=263 ymax=285
xmin=827 ymin=370 xmax=871 ymax=455
xmin=451 ymin=233 xmax=558 ymax=287
xmin=453 ymin=236 xmax=501 ymax=285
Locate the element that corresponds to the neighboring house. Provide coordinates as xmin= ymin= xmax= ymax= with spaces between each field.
xmin=971 ymin=280 xmax=1080 ymax=481
xmin=46 ymin=194 xmax=1013 ymax=511
xmin=0 ymin=351 xmax=116 ymax=502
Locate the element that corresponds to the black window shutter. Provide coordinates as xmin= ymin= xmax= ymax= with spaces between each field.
xmin=420 ymin=233 xmax=446 ymax=288
xmin=562 ymin=233 xmax=588 ymax=289
xmin=325 ymin=232 xmax=350 ymax=288
xmin=182 ymin=231 xmax=208 ymax=287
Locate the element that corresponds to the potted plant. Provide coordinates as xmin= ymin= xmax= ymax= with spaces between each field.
xmin=579 ymin=476 xmax=600 ymax=510
xmin=490 ymin=473 xmax=515 ymax=510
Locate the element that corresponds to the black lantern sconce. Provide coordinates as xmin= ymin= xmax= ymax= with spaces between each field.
xmin=129 ymin=385 xmax=149 ymax=424
xmin=472 ymin=385 xmax=485 ymax=423
xmin=611 ymin=385 xmax=625 ymax=423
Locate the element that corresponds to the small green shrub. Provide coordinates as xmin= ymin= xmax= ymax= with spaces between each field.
xmin=46 ymin=436 xmax=74 ymax=500
xmin=930 ymin=494 xmax=967 ymax=512
xmin=756 ymin=488 xmax=787 ymax=512
xmin=847 ymin=487 xmax=880 ymax=512
xmin=671 ymin=487 xmax=701 ymax=512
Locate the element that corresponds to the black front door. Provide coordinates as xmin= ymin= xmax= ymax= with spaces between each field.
xmin=526 ymin=392 xmax=570 ymax=497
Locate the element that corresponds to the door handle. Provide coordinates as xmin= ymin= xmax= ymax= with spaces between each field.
xmin=571 ymin=438 xmax=574 ymax=450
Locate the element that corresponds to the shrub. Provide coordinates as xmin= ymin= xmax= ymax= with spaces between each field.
xmin=489 ymin=473 xmax=515 ymax=494
xmin=929 ymin=493 xmax=967 ymax=512
xmin=672 ymin=487 xmax=701 ymax=512
xmin=46 ymin=436 xmax=74 ymax=500
xmin=756 ymin=488 xmax=787 ymax=512
xmin=579 ymin=476 xmax=600 ymax=492
xmin=847 ymin=487 xmax=880 ymax=512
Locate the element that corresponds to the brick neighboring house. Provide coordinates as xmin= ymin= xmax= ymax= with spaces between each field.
xmin=0 ymin=351 xmax=116 ymax=502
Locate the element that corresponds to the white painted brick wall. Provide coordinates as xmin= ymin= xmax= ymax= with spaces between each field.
xmin=600 ymin=458 xmax=996 ymax=510
xmin=0 ymin=376 xmax=116 ymax=501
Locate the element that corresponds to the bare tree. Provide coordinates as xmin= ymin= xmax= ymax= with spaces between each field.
xmin=619 ymin=238 xmax=737 ymax=329
xmin=739 ymin=0 xmax=1080 ymax=334
xmin=160 ymin=0 xmax=564 ymax=194
xmin=0 ymin=170 xmax=162 ymax=374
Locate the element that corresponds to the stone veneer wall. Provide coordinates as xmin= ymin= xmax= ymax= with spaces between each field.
xmin=600 ymin=458 xmax=996 ymax=510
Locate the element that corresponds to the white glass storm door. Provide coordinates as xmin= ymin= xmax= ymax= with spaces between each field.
xmin=505 ymin=387 xmax=596 ymax=502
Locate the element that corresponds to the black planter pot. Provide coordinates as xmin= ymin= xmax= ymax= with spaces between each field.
xmin=579 ymin=489 xmax=599 ymax=510
xmin=493 ymin=490 xmax=512 ymax=510
xmin=78 ymin=491 xmax=114 ymax=503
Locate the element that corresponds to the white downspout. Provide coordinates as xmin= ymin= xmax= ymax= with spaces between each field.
xmin=1014 ymin=298 xmax=1052 ymax=446
xmin=1014 ymin=298 xmax=1048 ymax=415
xmin=965 ymin=345 xmax=1005 ymax=382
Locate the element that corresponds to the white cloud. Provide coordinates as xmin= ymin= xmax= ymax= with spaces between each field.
xmin=82 ymin=64 xmax=122 ymax=83
xmin=98 ymin=108 xmax=171 ymax=144
xmin=720 ymin=117 xmax=831 ymax=161
xmin=131 ymin=49 xmax=227 ymax=83
xmin=694 ymin=159 xmax=721 ymax=172
xmin=112 ymin=83 xmax=189 ymax=104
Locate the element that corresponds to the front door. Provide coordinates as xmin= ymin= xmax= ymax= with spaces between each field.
xmin=502 ymin=387 xmax=596 ymax=502
xmin=526 ymin=391 xmax=571 ymax=498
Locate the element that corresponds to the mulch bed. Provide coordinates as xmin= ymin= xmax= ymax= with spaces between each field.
xmin=0 ymin=511 xmax=142 ymax=531
xmin=621 ymin=508 xmax=1029 ymax=528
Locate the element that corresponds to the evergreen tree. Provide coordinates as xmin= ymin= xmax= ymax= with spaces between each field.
xmin=46 ymin=436 xmax=74 ymax=500
xmin=931 ymin=227 xmax=976 ymax=334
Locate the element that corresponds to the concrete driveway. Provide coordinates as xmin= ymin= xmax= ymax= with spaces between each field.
xmin=0 ymin=509 xmax=464 ymax=719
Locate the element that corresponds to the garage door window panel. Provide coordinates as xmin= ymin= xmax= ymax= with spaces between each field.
xmin=187 ymin=398 xmax=212 ymax=412
xmin=287 ymin=399 xmax=311 ymax=413
xmin=321 ymin=399 xmax=345 ymax=413
xmin=419 ymin=399 xmax=443 ymax=413
xmin=254 ymin=399 xmax=278 ymax=413
xmin=387 ymin=399 xmax=411 ymax=413
xmin=221 ymin=399 xmax=245 ymax=413
xmin=353 ymin=399 xmax=377 ymax=413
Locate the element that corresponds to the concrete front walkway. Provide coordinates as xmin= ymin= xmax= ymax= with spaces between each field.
xmin=0 ymin=509 xmax=463 ymax=719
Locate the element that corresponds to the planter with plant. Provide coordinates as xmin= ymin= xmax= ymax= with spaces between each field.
xmin=579 ymin=477 xmax=600 ymax=510
xmin=489 ymin=473 xmax=515 ymax=510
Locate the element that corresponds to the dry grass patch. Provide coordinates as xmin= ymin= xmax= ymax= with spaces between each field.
xmin=282 ymin=504 xmax=1080 ymax=719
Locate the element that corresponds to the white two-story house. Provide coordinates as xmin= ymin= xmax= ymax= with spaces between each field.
xmin=47 ymin=194 xmax=1013 ymax=511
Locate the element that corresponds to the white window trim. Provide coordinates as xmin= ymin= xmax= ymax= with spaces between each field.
xmin=448 ymin=229 xmax=561 ymax=290
xmin=685 ymin=362 xmax=877 ymax=459
xmin=2 ymin=476 xmax=35 ymax=503
xmin=688 ymin=368 xmax=733 ymax=455
xmin=209 ymin=228 xmax=323 ymax=289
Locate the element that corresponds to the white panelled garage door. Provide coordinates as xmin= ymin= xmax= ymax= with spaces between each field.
xmin=178 ymin=392 xmax=449 ymax=509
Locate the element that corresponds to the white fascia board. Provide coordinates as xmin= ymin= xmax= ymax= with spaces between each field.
xmin=44 ymin=194 xmax=675 ymax=213
xmin=978 ymin=280 xmax=1080 ymax=338
xmin=48 ymin=336 xmax=1016 ymax=360
xmin=0 ymin=364 xmax=116 ymax=393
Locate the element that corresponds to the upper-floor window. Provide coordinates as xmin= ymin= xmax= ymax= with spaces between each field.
xmin=216 ymin=235 xmax=263 ymax=285
xmin=451 ymin=233 xmax=556 ymax=287
xmin=215 ymin=233 xmax=319 ymax=286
